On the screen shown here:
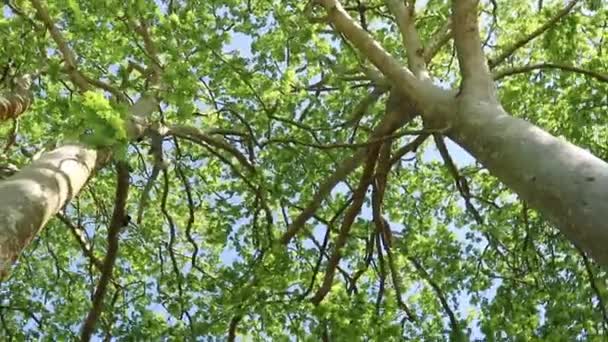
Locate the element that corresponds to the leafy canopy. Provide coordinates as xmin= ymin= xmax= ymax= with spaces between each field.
xmin=0 ymin=0 xmax=607 ymax=340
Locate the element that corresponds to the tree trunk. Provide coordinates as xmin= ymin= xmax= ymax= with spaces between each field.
xmin=0 ymin=144 xmax=98 ymax=279
xmin=315 ymin=0 xmax=608 ymax=266
xmin=0 ymin=95 xmax=157 ymax=279
xmin=448 ymin=98 xmax=608 ymax=265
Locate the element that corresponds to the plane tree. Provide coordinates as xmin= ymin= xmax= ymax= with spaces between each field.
xmin=0 ymin=0 xmax=607 ymax=340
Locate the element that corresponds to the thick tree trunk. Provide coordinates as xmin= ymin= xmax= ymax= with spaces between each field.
xmin=315 ymin=0 xmax=608 ymax=266
xmin=449 ymin=98 xmax=608 ymax=265
xmin=0 ymin=95 xmax=157 ymax=279
xmin=0 ymin=144 xmax=98 ymax=279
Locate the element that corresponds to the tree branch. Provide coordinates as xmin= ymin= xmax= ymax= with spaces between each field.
xmin=434 ymin=134 xmax=484 ymax=224
xmin=314 ymin=0 xmax=445 ymax=108
xmin=493 ymin=62 xmax=608 ymax=83
xmin=408 ymin=256 xmax=463 ymax=339
xmin=371 ymin=140 xmax=416 ymax=322
xmin=385 ymin=0 xmax=428 ymax=78
xmin=423 ymin=18 xmax=452 ymax=63
xmin=56 ymin=213 xmax=104 ymax=272
xmin=80 ymin=162 xmax=130 ymax=341
xmin=374 ymin=232 xmax=387 ymax=316
xmin=136 ymin=128 xmax=166 ymax=224
xmin=311 ymin=147 xmax=380 ymax=305
xmin=488 ymin=0 xmax=581 ymax=69
xmin=451 ymin=0 xmax=495 ymax=100
xmin=340 ymin=87 xmax=385 ymax=128
xmin=125 ymin=17 xmax=163 ymax=83
xmin=577 ymin=247 xmax=608 ymax=332
xmin=227 ymin=315 xmax=242 ymax=342
xmin=168 ymin=124 xmax=254 ymax=173
xmin=389 ymin=134 xmax=429 ymax=166
xmin=279 ymin=149 xmax=365 ymax=244
xmin=30 ymin=0 xmax=91 ymax=91
xmin=384 ymin=233 xmax=416 ymax=321
xmin=30 ymin=0 xmax=126 ymax=101
xmin=265 ymin=128 xmax=442 ymax=150
xmin=279 ymin=85 xmax=420 ymax=244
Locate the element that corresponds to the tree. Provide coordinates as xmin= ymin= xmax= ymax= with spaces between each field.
xmin=0 ymin=0 xmax=607 ymax=340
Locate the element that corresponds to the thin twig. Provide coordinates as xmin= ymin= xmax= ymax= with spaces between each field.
xmin=56 ymin=213 xmax=104 ymax=271
xmin=576 ymin=247 xmax=608 ymax=333
xmin=493 ymin=62 xmax=608 ymax=83
xmin=408 ymin=256 xmax=463 ymax=339
xmin=265 ymin=128 xmax=442 ymax=150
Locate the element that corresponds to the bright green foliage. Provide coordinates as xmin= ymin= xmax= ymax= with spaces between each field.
xmin=68 ymin=91 xmax=128 ymax=151
xmin=0 ymin=0 xmax=607 ymax=341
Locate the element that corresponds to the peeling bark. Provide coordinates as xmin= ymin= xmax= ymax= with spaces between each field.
xmin=0 ymin=91 xmax=32 ymax=122
xmin=0 ymin=76 xmax=33 ymax=122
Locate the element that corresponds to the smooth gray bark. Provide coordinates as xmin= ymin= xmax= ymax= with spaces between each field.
xmin=317 ymin=0 xmax=608 ymax=266
xmin=0 ymin=95 xmax=157 ymax=279
xmin=0 ymin=144 xmax=98 ymax=279
xmin=449 ymin=98 xmax=608 ymax=265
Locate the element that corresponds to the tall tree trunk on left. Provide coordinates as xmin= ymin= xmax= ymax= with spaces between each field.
xmin=0 ymin=144 xmax=98 ymax=279
xmin=0 ymin=95 xmax=157 ymax=280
